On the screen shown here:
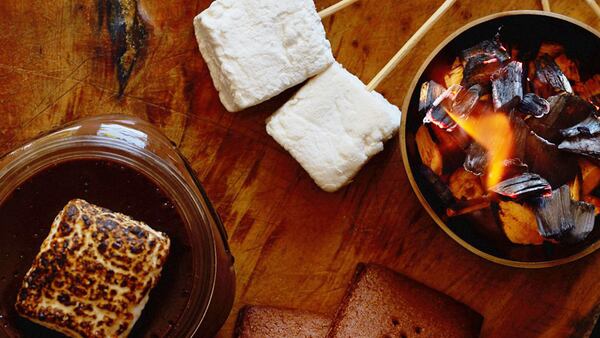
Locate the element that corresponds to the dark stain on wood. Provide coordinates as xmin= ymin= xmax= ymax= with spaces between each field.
xmin=570 ymin=302 xmax=600 ymax=338
xmin=97 ymin=0 xmax=105 ymax=31
xmin=98 ymin=0 xmax=148 ymax=96
xmin=231 ymin=214 xmax=255 ymax=244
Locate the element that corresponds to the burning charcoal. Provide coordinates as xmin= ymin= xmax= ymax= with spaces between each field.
xmin=510 ymin=114 xmax=529 ymax=160
xmin=536 ymin=42 xmax=565 ymax=59
xmin=517 ymin=93 xmax=550 ymax=118
xmin=430 ymin=123 xmax=471 ymax=151
xmin=465 ymin=205 xmax=507 ymax=244
xmin=579 ymin=159 xmax=600 ymax=195
xmin=461 ymin=39 xmax=510 ymax=64
xmin=444 ymin=58 xmax=464 ymax=88
xmin=419 ymin=80 xmax=446 ymax=115
xmin=502 ymin=158 xmax=529 ymax=179
xmin=573 ymin=74 xmax=600 ymax=107
xmin=565 ymin=200 xmax=596 ymax=243
xmin=525 ymin=131 xmax=578 ymax=187
xmin=490 ymin=172 xmax=552 ymax=200
xmin=452 ymin=84 xmax=482 ymax=118
xmin=560 ymin=114 xmax=600 ymax=138
xmin=527 ymin=92 xmax=596 ymax=143
xmin=533 ymin=55 xmax=573 ymax=98
xmin=554 ymin=54 xmax=581 ymax=82
xmin=498 ymin=201 xmax=544 ymax=245
xmin=423 ymin=85 xmax=460 ymax=130
xmin=526 ymin=60 xmax=537 ymax=94
xmin=416 ymin=125 xmax=443 ymax=175
xmin=569 ymin=175 xmax=582 ymax=201
xmin=584 ymin=196 xmax=600 ymax=215
xmin=509 ymin=114 xmax=577 ymax=186
xmin=534 ymin=185 xmax=574 ymax=239
xmin=492 ymin=61 xmax=523 ymax=111
xmin=449 ymin=167 xmax=485 ymax=201
xmin=462 ymin=55 xmax=503 ymax=89
xmin=460 ymin=35 xmax=510 ymax=90
xmin=558 ymin=136 xmax=600 ymax=160
xmin=419 ymin=165 xmax=454 ymax=205
xmin=429 ymin=125 xmax=468 ymax=172
xmin=464 ymin=142 xmax=487 ymax=176
xmin=511 ymin=39 xmax=541 ymax=64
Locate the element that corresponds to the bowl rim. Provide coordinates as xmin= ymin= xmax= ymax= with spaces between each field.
xmin=400 ymin=10 xmax=600 ymax=268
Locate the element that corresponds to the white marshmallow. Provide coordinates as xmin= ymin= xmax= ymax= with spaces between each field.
xmin=194 ymin=0 xmax=334 ymax=112
xmin=266 ymin=62 xmax=402 ymax=192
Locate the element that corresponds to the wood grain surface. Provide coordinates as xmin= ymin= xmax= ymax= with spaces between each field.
xmin=1 ymin=0 xmax=600 ymax=337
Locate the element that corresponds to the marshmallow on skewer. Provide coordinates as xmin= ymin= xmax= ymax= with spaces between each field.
xmin=267 ymin=62 xmax=401 ymax=192
xmin=266 ymin=0 xmax=456 ymax=192
xmin=194 ymin=0 xmax=335 ymax=112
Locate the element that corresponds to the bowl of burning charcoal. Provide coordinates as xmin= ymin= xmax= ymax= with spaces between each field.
xmin=401 ymin=10 xmax=600 ymax=267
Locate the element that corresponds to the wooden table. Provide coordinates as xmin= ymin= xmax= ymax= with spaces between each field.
xmin=1 ymin=0 xmax=599 ymax=337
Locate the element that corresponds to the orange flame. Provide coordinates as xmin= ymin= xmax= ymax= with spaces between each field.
xmin=448 ymin=111 xmax=513 ymax=188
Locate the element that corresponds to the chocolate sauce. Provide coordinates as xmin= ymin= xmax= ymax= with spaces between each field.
xmin=0 ymin=159 xmax=193 ymax=337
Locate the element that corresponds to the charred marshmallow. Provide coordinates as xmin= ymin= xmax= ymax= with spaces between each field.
xmin=15 ymin=199 xmax=170 ymax=338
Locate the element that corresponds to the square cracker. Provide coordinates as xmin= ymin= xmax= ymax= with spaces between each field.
xmin=235 ymin=305 xmax=331 ymax=338
xmin=327 ymin=264 xmax=483 ymax=338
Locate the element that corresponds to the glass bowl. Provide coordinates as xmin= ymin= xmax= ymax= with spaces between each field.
xmin=0 ymin=115 xmax=235 ymax=337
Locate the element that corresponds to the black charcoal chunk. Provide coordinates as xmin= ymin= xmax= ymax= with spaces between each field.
xmin=501 ymin=158 xmax=529 ymax=179
xmin=423 ymin=85 xmax=460 ymax=131
xmin=534 ymin=185 xmax=574 ymax=239
xmin=419 ymin=81 xmax=446 ymax=115
xmin=490 ymin=172 xmax=552 ymax=200
xmin=560 ymin=114 xmax=600 ymax=138
xmin=518 ymin=93 xmax=550 ymax=118
xmin=462 ymin=55 xmax=502 ymax=89
xmin=460 ymin=36 xmax=510 ymax=90
xmin=565 ymin=200 xmax=596 ymax=243
xmin=510 ymin=114 xmax=577 ymax=187
xmin=422 ymin=84 xmax=478 ymax=127
xmin=464 ymin=143 xmax=487 ymax=176
xmin=558 ymin=136 xmax=600 ymax=160
xmin=591 ymin=94 xmax=600 ymax=108
xmin=527 ymin=92 xmax=596 ymax=143
xmin=525 ymin=131 xmax=577 ymax=187
xmin=533 ymin=55 xmax=573 ymax=98
xmin=461 ymin=39 xmax=510 ymax=64
xmin=423 ymin=106 xmax=456 ymax=131
xmin=419 ymin=165 xmax=454 ymax=205
xmin=492 ymin=61 xmax=523 ymax=111
xmin=451 ymin=84 xmax=482 ymax=119
xmin=510 ymin=114 xmax=529 ymax=160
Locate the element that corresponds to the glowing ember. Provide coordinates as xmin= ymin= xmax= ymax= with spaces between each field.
xmin=483 ymin=58 xmax=499 ymax=65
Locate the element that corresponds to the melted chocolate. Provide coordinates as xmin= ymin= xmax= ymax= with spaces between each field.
xmin=0 ymin=159 xmax=192 ymax=337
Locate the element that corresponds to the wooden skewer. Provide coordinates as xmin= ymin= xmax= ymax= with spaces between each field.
xmin=318 ymin=0 xmax=361 ymax=19
xmin=541 ymin=0 xmax=551 ymax=12
xmin=447 ymin=200 xmax=491 ymax=217
xmin=585 ymin=0 xmax=600 ymax=19
xmin=366 ymin=0 xmax=457 ymax=91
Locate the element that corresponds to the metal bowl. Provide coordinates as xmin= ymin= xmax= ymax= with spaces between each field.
xmin=401 ymin=11 xmax=600 ymax=268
